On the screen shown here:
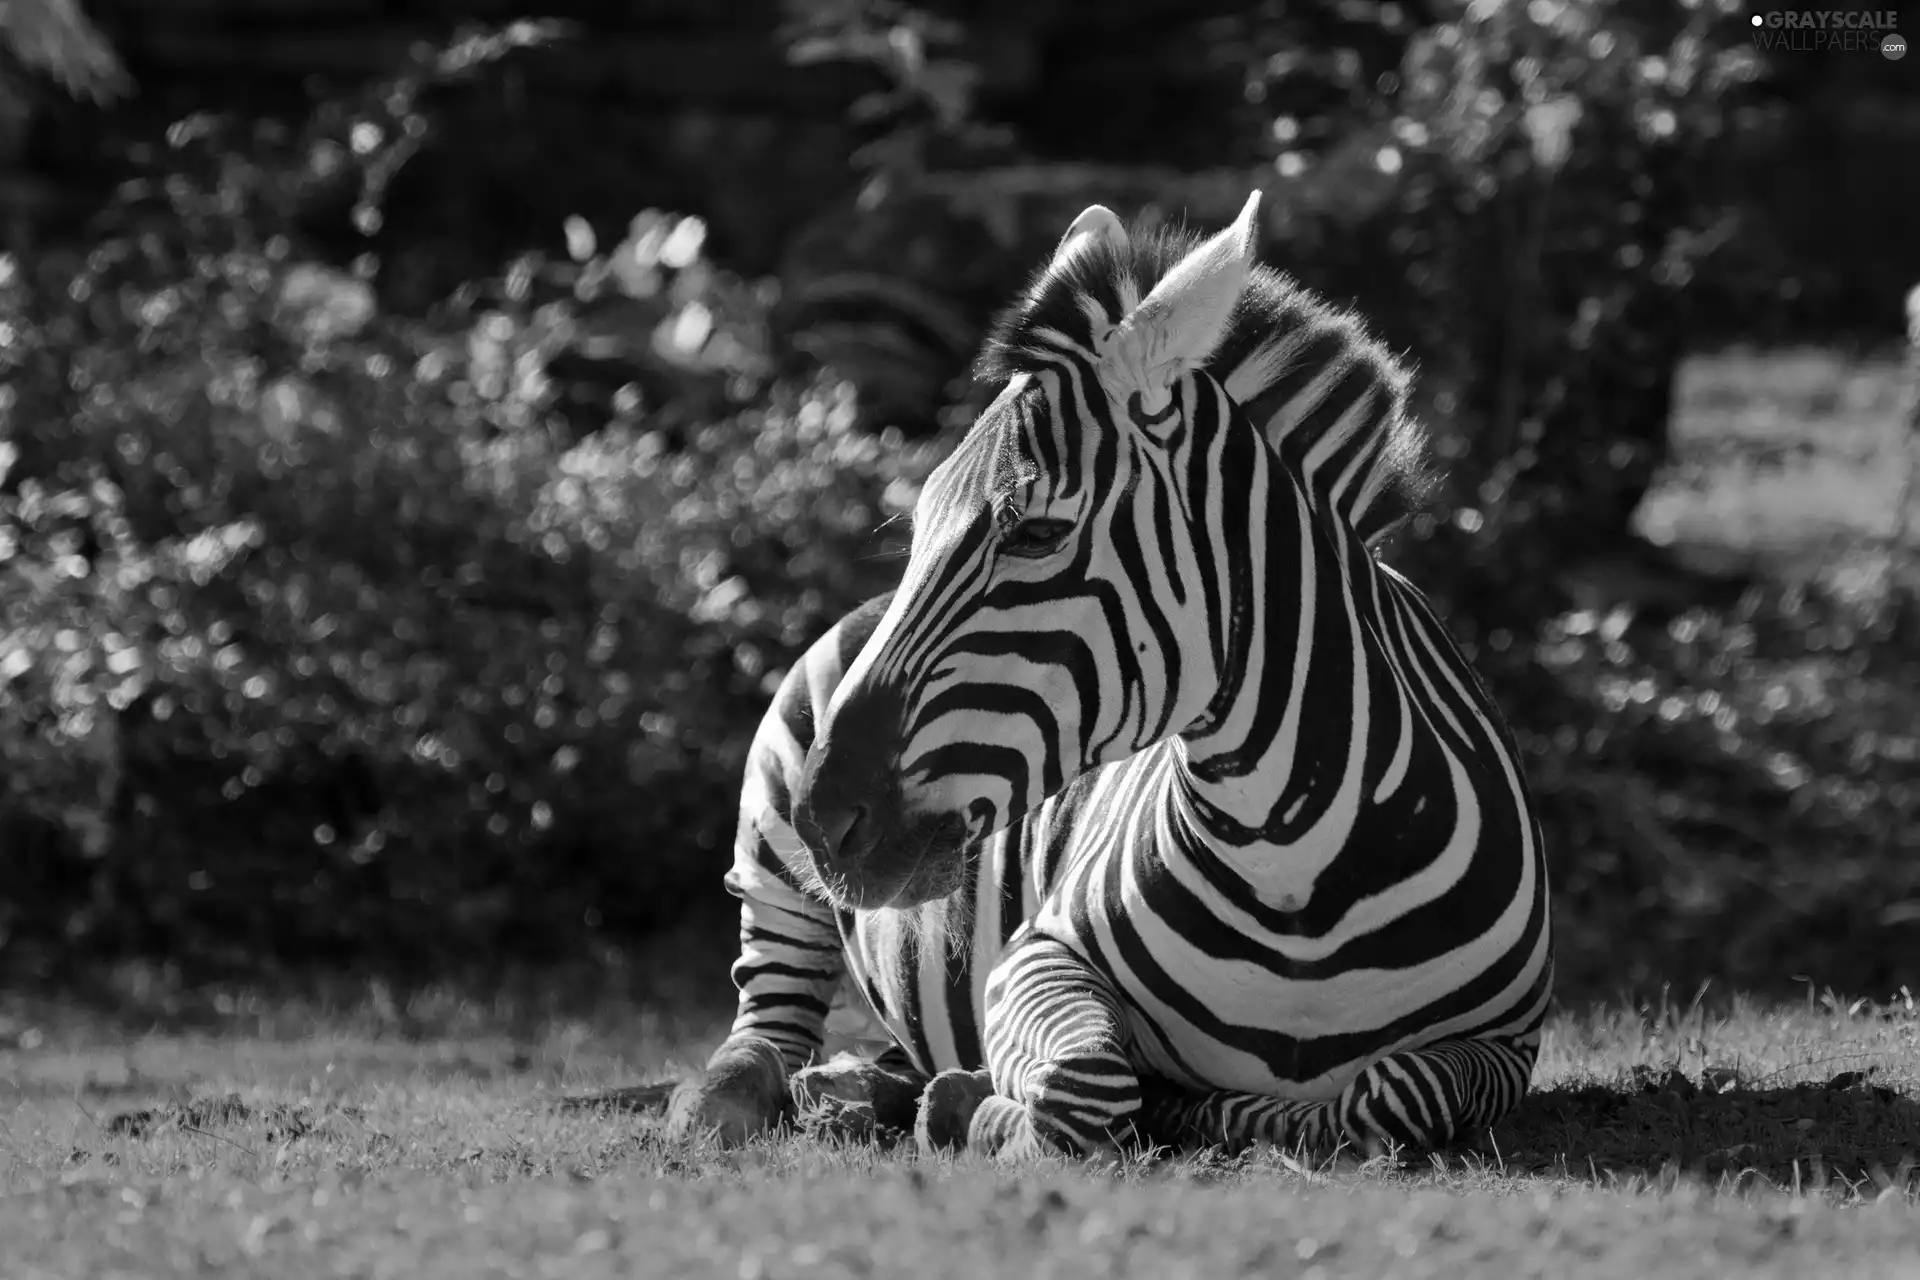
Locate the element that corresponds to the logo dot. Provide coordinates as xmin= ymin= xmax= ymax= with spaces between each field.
xmin=1750 ymin=13 xmax=1761 ymax=25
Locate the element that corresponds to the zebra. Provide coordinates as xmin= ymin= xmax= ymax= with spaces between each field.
xmin=665 ymin=191 xmax=1553 ymax=1159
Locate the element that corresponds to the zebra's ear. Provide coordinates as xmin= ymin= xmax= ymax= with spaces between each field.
xmin=1049 ymin=205 xmax=1130 ymax=275
xmin=1104 ymin=191 xmax=1261 ymax=404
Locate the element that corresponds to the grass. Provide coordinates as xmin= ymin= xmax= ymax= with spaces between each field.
xmin=9 ymin=987 xmax=1920 ymax=1276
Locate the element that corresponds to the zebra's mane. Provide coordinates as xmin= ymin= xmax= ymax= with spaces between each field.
xmin=974 ymin=215 xmax=1435 ymax=545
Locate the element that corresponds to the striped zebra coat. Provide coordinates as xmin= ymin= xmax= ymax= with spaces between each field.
xmin=681 ymin=192 xmax=1552 ymax=1158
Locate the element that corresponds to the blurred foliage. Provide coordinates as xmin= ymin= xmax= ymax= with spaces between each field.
xmin=0 ymin=24 xmax=933 ymax=981
xmin=1522 ymin=556 xmax=1920 ymax=993
xmin=2 ymin=1 xmax=1917 ymax=1001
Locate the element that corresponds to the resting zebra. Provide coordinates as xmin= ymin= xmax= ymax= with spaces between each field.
xmin=667 ymin=192 xmax=1552 ymax=1158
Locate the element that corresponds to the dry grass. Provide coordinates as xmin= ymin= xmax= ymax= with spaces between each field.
xmin=8 ymin=988 xmax=1920 ymax=1277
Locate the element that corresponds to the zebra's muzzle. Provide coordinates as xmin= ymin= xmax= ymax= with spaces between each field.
xmin=796 ymin=679 xmax=974 ymax=909
xmin=797 ymin=787 xmax=964 ymax=910
xmin=797 ymin=680 xmax=900 ymax=904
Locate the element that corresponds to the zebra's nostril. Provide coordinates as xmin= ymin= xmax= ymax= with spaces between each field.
xmin=839 ymin=805 xmax=868 ymax=858
xmin=819 ymin=804 xmax=868 ymax=865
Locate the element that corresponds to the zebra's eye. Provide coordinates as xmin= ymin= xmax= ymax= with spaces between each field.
xmin=1000 ymin=516 xmax=1075 ymax=558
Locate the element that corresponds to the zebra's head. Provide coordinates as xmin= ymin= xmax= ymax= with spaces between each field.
xmin=795 ymin=192 xmax=1278 ymax=910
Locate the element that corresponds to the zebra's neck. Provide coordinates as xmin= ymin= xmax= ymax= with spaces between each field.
xmin=1165 ymin=445 xmax=1403 ymax=910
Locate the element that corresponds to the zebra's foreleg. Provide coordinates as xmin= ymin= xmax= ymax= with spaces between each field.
xmin=1139 ymin=1033 xmax=1541 ymax=1157
xmin=667 ymin=1039 xmax=929 ymax=1147
xmin=791 ymin=1045 xmax=927 ymax=1143
xmin=915 ymin=932 xmax=1141 ymax=1160
xmin=665 ymin=1035 xmax=794 ymax=1145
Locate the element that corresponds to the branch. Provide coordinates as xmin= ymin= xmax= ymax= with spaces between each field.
xmin=0 ymin=0 xmax=131 ymax=102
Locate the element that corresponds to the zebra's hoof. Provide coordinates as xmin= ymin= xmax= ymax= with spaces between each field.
xmin=915 ymin=1068 xmax=996 ymax=1154
xmin=792 ymin=1052 xmax=923 ymax=1143
xmin=1132 ymin=1074 xmax=1206 ymax=1151
xmin=664 ymin=1037 xmax=792 ymax=1146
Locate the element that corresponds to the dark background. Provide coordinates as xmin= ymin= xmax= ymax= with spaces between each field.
xmin=3 ymin=0 xmax=1918 ymax=1012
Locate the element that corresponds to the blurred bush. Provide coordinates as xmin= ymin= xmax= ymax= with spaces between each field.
xmin=0 ymin=31 xmax=935 ymax=982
